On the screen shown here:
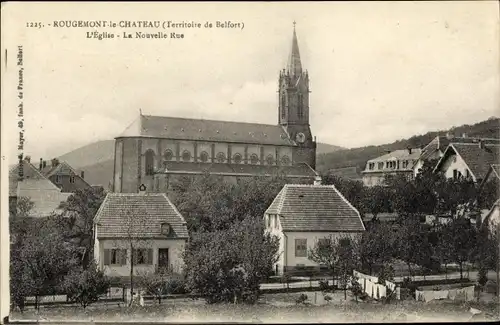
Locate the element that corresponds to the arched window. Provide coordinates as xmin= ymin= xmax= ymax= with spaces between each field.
xmin=216 ymin=152 xmax=226 ymax=163
xmin=145 ymin=149 xmax=155 ymax=176
xmin=233 ymin=153 xmax=242 ymax=164
xmin=199 ymin=151 xmax=209 ymax=163
xmin=250 ymin=154 xmax=259 ymax=165
xmin=281 ymin=94 xmax=286 ymax=119
xmin=164 ymin=149 xmax=174 ymax=161
xmin=266 ymin=155 xmax=275 ymax=165
xmin=182 ymin=150 xmax=191 ymax=162
xmin=297 ymin=94 xmax=303 ymax=119
xmin=280 ymin=155 xmax=290 ymax=166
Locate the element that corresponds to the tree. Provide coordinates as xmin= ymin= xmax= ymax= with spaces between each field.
xmin=358 ymin=223 xmax=395 ymax=275
xmin=9 ymin=196 xmax=35 ymax=219
xmin=321 ymin=174 xmax=365 ymax=211
xmin=62 ymin=261 xmax=110 ymax=308
xmin=11 ymin=218 xmax=79 ymax=309
xmin=361 ymin=186 xmax=392 ymax=219
xmin=138 ymin=269 xmax=184 ymax=304
xmin=309 ymin=235 xmax=360 ymax=299
xmin=183 ymin=217 xmax=279 ymax=304
xmin=441 ymin=217 xmax=476 ymax=279
xmin=350 ymin=277 xmax=363 ymax=302
xmin=58 ymin=187 xmax=106 ymax=267
xmin=377 ymin=264 xmax=395 ymax=285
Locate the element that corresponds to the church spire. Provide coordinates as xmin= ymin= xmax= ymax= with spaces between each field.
xmin=287 ymin=21 xmax=302 ymax=76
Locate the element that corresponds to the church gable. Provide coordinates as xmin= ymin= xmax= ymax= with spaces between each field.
xmin=117 ymin=114 xmax=295 ymax=146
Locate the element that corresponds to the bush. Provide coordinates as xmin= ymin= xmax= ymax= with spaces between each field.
xmin=296 ymin=293 xmax=308 ymax=305
xmin=324 ymin=294 xmax=332 ymax=302
xmin=62 ymin=262 xmax=110 ymax=308
xmin=319 ymin=279 xmax=330 ymax=292
xmin=166 ymin=278 xmax=188 ymax=295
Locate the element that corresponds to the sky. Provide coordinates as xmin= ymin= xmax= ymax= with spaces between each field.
xmin=1 ymin=1 xmax=499 ymax=165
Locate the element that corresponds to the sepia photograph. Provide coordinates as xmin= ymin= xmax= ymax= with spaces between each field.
xmin=1 ymin=1 xmax=499 ymax=323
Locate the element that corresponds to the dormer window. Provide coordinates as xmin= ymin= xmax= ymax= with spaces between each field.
xmin=161 ymin=223 xmax=171 ymax=236
xmin=55 ymin=175 xmax=61 ymax=184
xmin=70 ymin=176 xmax=75 ymax=183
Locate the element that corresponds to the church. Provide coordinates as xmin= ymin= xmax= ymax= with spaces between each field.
xmin=112 ymin=25 xmax=319 ymax=193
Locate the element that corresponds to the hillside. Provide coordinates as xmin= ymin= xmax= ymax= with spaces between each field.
xmin=59 ymin=140 xmax=343 ymax=186
xmin=316 ymin=117 xmax=500 ymax=173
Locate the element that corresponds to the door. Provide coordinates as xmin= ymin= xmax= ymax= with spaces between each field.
xmin=157 ymin=248 xmax=169 ymax=273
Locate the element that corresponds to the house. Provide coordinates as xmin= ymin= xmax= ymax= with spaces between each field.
xmin=113 ymin=25 xmax=317 ymax=194
xmin=264 ymin=184 xmax=365 ymax=275
xmin=362 ymin=148 xmax=422 ymax=187
xmin=414 ymin=135 xmax=500 ymax=177
xmin=39 ymin=158 xmax=92 ymax=193
xmin=93 ymin=188 xmax=189 ymax=278
xmin=480 ymin=199 xmax=500 ymax=235
xmin=9 ymin=157 xmax=70 ymax=217
xmin=433 ymin=141 xmax=500 ymax=183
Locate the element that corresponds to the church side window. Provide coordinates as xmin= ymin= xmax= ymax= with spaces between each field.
xmin=145 ymin=149 xmax=155 ymax=176
xmin=266 ymin=155 xmax=275 ymax=165
xmin=281 ymin=94 xmax=286 ymax=119
xmin=280 ymin=155 xmax=290 ymax=166
xmin=199 ymin=151 xmax=209 ymax=163
xmin=182 ymin=150 xmax=191 ymax=162
xmin=216 ymin=152 xmax=226 ymax=163
xmin=249 ymin=154 xmax=259 ymax=165
xmin=233 ymin=153 xmax=242 ymax=164
xmin=164 ymin=149 xmax=174 ymax=161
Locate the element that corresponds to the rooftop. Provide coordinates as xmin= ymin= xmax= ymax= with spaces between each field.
xmin=265 ymin=184 xmax=365 ymax=232
xmin=95 ymin=192 xmax=188 ymax=239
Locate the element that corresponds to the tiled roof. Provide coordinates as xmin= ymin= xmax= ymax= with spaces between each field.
xmin=265 ymin=184 xmax=365 ymax=232
xmin=449 ymin=143 xmax=500 ymax=180
xmin=117 ymin=114 xmax=295 ymax=146
xmin=9 ymin=161 xmax=59 ymax=196
xmin=95 ymin=193 xmax=188 ymax=239
xmin=157 ymin=161 xmax=318 ymax=178
xmin=490 ymin=164 xmax=500 ymax=181
xmin=368 ymin=149 xmax=422 ymax=162
xmin=419 ymin=136 xmax=500 ymax=162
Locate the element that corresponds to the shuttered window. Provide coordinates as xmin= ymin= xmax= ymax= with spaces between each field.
xmin=104 ymin=249 xmax=127 ymax=266
xmin=132 ymin=248 xmax=153 ymax=265
xmin=295 ymin=239 xmax=307 ymax=257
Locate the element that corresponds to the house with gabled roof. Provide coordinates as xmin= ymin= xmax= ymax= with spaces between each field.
xmin=39 ymin=158 xmax=92 ymax=193
xmin=93 ymin=187 xmax=189 ymax=278
xmin=9 ymin=157 xmax=71 ymax=217
xmin=433 ymin=141 xmax=500 ymax=183
xmin=264 ymin=184 xmax=365 ymax=275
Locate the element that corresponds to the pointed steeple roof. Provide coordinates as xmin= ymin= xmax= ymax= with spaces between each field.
xmin=287 ymin=21 xmax=302 ymax=76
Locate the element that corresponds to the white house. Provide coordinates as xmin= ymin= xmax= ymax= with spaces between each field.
xmin=362 ymin=148 xmax=422 ymax=187
xmin=93 ymin=189 xmax=188 ymax=278
xmin=433 ymin=141 xmax=500 ymax=183
xmin=264 ymin=184 xmax=365 ymax=275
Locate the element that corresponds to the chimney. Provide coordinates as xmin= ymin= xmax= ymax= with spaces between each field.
xmin=24 ymin=156 xmax=31 ymax=163
xmin=18 ymin=154 xmax=24 ymax=180
xmin=42 ymin=160 xmax=47 ymax=169
xmin=314 ymin=176 xmax=322 ymax=186
xmin=51 ymin=158 xmax=60 ymax=167
xmin=39 ymin=158 xmax=43 ymax=171
xmin=407 ymin=148 xmax=412 ymax=155
xmin=80 ymin=171 xmax=85 ymax=179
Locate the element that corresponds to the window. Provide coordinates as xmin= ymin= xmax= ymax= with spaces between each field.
xmin=266 ymin=215 xmax=271 ymax=228
xmin=266 ymin=155 xmax=275 ymax=165
xmin=297 ymin=93 xmax=303 ymax=119
xmin=281 ymin=94 xmax=286 ymax=119
xmin=145 ymin=149 xmax=155 ymax=176
xmin=164 ymin=149 xmax=174 ymax=161
xmin=161 ymin=223 xmax=171 ymax=236
xmin=281 ymin=155 xmax=290 ymax=166
xmin=295 ymin=239 xmax=307 ymax=257
xmin=233 ymin=153 xmax=242 ymax=164
xmin=70 ymin=176 xmax=75 ymax=183
xmin=453 ymin=169 xmax=458 ymax=180
xmin=182 ymin=150 xmax=191 ymax=162
xmin=273 ymin=215 xmax=278 ymax=228
xmin=466 ymin=169 xmax=471 ymax=179
xmin=133 ymin=248 xmax=152 ymax=265
xmin=199 ymin=151 xmax=209 ymax=163
xmin=104 ymin=248 xmax=127 ymax=266
xmin=250 ymin=153 xmax=259 ymax=165
xmin=216 ymin=152 xmax=226 ymax=163
xmin=378 ymin=162 xmax=384 ymax=169
xmin=369 ymin=163 xmax=375 ymax=170
xmin=55 ymin=175 xmax=61 ymax=184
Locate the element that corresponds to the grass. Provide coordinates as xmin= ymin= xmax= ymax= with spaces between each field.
xmin=11 ymin=291 xmax=499 ymax=323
